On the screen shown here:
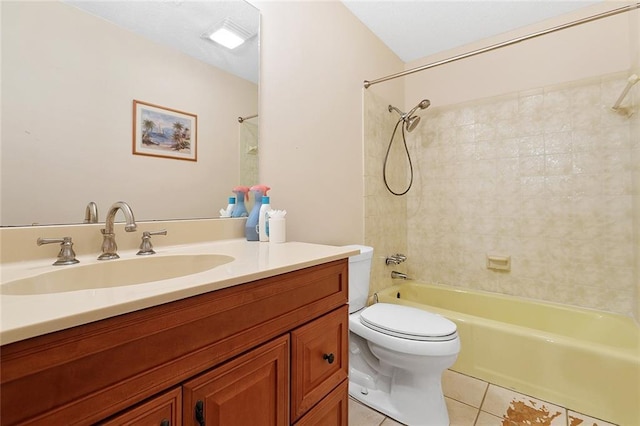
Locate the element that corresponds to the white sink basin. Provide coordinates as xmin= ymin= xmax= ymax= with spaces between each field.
xmin=1 ymin=254 xmax=234 ymax=295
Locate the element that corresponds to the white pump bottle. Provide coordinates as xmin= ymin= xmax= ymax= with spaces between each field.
xmin=258 ymin=196 xmax=271 ymax=242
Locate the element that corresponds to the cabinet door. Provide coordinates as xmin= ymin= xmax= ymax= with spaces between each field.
xmin=100 ymin=386 xmax=181 ymax=426
xmin=291 ymin=306 xmax=348 ymax=422
xmin=182 ymin=335 xmax=289 ymax=426
xmin=293 ymin=380 xmax=348 ymax=426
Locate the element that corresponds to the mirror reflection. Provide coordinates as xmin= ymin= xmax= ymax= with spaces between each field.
xmin=1 ymin=0 xmax=259 ymax=226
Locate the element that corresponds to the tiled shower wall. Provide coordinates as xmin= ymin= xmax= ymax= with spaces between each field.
xmin=363 ymin=89 xmax=408 ymax=297
xmin=239 ymin=120 xmax=259 ymax=187
xmin=399 ymin=72 xmax=638 ymax=318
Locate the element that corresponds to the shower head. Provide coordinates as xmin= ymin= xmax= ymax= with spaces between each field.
xmin=388 ymin=99 xmax=431 ymax=132
xmin=405 ymin=99 xmax=430 ymax=132
xmin=406 ymin=99 xmax=431 ymax=118
xmin=405 ymin=115 xmax=421 ymax=132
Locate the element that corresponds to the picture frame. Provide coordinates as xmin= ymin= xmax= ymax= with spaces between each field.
xmin=132 ymin=100 xmax=197 ymax=161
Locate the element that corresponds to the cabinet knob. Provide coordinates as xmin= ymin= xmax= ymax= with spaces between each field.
xmin=160 ymin=420 xmax=170 ymax=426
xmin=323 ymin=353 xmax=335 ymax=364
xmin=195 ymin=400 xmax=205 ymax=426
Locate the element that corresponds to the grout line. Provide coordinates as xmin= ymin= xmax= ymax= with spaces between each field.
xmin=473 ymin=381 xmax=493 ymax=425
xmin=478 ymin=382 xmax=490 ymax=413
xmin=444 ymin=396 xmax=482 ymax=426
xmin=472 ymin=407 xmax=481 ymax=426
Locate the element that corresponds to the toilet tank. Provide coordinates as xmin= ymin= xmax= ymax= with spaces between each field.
xmin=343 ymin=245 xmax=373 ymax=313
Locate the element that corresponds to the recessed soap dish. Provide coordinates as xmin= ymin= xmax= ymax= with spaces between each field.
xmin=486 ymin=254 xmax=511 ymax=271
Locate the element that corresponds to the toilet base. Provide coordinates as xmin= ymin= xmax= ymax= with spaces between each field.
xmin=348 ymin=375 xmax=450 ymax=426
xmin=349 ymin=380 xmax=404 ymax=424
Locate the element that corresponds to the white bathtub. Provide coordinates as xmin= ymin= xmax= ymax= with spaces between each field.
xmin=376 ymin=281 xmax=640 ymax=425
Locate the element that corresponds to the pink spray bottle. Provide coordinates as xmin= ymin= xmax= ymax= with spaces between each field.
xmin=230 ymin=186 xmax=250 ymax=217
xmin=245 ymin=185 xmax=270 ymax=241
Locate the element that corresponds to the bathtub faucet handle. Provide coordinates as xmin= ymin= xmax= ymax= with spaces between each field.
xmin=385 ymin=253 xmax=407 ymax=265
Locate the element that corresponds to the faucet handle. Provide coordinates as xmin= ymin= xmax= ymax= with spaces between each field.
xmin=385 ymin=253 xmax=407 ymax=265
xmin=393 ymin=253 xmax=407 ymax=262
xmin=137 ymin=230 xmax=167 ymax=256
xmin=37 ymin=237 xmax=80 ymax=266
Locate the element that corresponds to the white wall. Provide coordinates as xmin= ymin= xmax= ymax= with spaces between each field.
xmin=3 ymin=0 xmax=404 ymax=245
xmin=255 ymin=0 xmax=403 ymax=246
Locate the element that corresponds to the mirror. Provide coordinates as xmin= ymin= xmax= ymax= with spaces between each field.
xmin=1 ymin=0 xmax=259 ymax=226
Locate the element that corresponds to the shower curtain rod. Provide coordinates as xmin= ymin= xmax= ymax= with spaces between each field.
xmin=611 ymin=73 xmax=639 ymax=113
xmin=364 ymin=3 xmax=640 ymax=89
xmin=238 ymin=114 xmax=258 ymax=123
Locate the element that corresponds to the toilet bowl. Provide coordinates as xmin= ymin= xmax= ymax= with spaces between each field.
xmin=345 ymin=245 xmax=460 ymax=426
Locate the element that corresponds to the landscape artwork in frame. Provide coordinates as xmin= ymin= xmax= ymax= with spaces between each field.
xmin=133 ymin=100 xmax=197 ymax=161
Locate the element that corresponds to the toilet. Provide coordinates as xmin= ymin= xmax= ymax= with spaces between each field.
xmin=346 ymin=245 xmax=460 ymax=426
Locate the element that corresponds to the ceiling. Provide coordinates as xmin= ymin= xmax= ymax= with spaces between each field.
xmin=64 ymin=0 xmax=260 ymax=83
xmin=64 ymin=1 xmax=603 ymax=83
xmin=342 ymin=0 xmax=602 ymax=63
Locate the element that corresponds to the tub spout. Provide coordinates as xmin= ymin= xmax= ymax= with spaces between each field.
xmin=391 ymin=271 xmax=408 ymax=280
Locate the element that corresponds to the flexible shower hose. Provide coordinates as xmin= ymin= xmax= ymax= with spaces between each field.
xmin=383 ymin=118 xmax=414 ymax=196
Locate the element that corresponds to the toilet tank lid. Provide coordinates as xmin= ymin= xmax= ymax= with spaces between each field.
xmin=343 ymin=245 xmax=373 ymax=262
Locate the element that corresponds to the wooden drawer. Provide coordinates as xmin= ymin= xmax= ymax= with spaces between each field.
xmin=293 ymin=380 xmax=348 ymax=426
xmin=290 ymin=306 xmax=348 ymax=422
xmin=100 ymin=387 xmax=181 ymax=426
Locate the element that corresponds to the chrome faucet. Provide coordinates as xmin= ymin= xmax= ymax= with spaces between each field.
xmin=98 ymin=201 xmax=137 ymax=260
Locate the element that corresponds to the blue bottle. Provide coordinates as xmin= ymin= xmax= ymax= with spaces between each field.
xmin=245 ymin=185 xmax=270 ymax=241
xmin=231 ymin=186 xmax=249 ymax=218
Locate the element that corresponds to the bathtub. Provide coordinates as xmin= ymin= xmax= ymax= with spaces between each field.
xmin=375 ymin=281 xmax=640 ymax=425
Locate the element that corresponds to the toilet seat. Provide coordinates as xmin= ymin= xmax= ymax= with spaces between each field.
xmin=360 ymin=303 xmax=457 ymax=342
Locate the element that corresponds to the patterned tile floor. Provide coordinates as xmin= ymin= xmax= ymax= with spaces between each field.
xmin=348 ymin=370 xmax=617 ymax=426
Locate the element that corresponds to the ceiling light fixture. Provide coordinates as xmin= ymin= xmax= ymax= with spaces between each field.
xmin=202 ymin=18 xmax=253 ymax=50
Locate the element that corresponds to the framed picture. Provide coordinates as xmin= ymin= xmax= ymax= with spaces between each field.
xmin=133 ymin=100 xmax=197 ymax=161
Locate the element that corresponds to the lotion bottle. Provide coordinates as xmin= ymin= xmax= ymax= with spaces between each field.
xmin=258 ymin=195 xmax=271 ymax=242
xmin=225 ymin=197 xmax=236 ymax=217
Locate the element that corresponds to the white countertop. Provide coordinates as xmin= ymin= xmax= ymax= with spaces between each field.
xmin=1 ymin=239 xmax=359 ymax=345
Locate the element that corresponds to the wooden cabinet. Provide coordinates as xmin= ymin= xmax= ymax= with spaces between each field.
xmin=0 ymin=259 xmax=349 ymax=426
xmin=183 ymin=336 xmax=289 ymax=426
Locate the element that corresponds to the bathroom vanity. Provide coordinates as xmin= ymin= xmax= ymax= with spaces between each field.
xmin=0 ymin=230 xmax=355 ymax=426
